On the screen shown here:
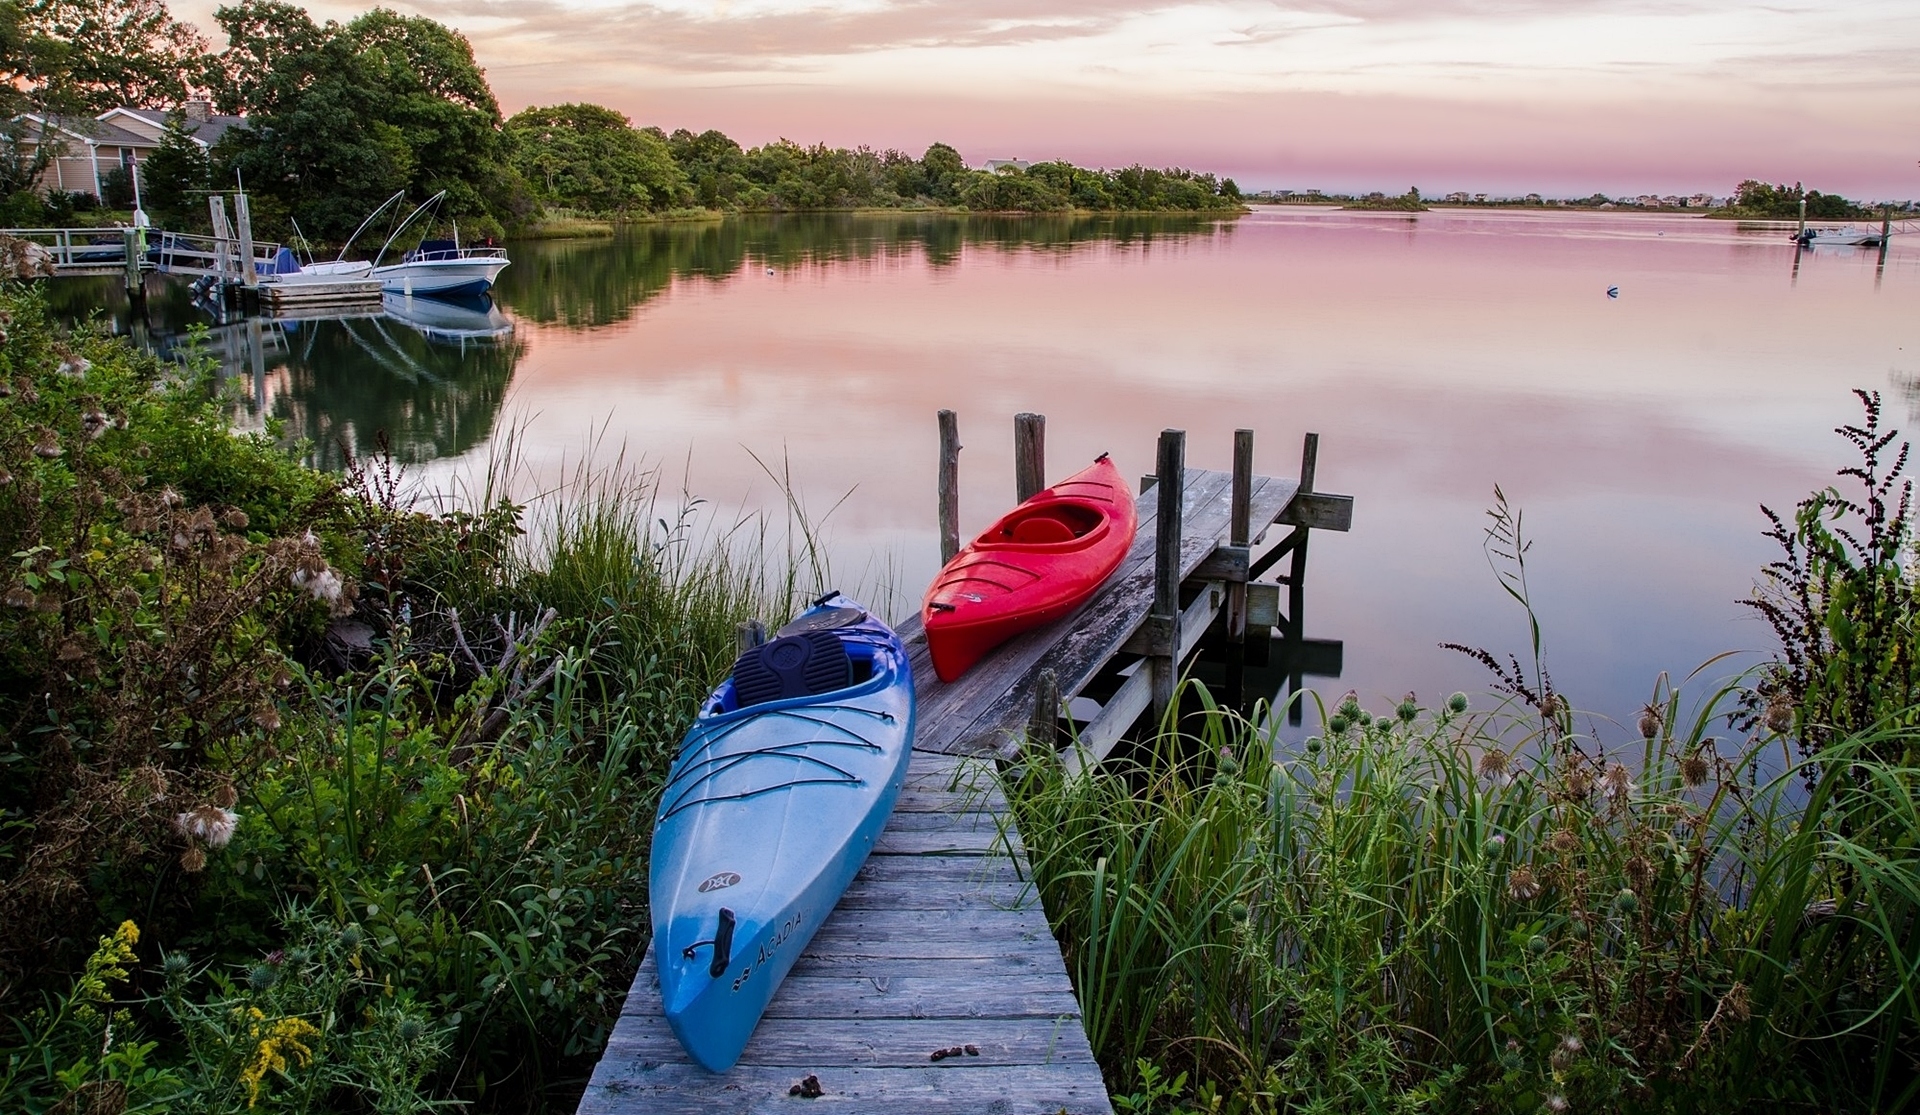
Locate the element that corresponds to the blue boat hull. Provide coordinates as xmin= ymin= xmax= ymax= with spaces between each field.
xmin=649 ymin=594 xmax=915 ymax=1072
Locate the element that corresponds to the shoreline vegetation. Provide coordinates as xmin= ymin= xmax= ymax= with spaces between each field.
xmin=3 ymin=257 xmax=1919 ymax=1113
xmin=516 ymin=203 xmax=1250 ymax=240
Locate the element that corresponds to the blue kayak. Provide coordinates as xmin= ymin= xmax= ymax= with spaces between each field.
xmin=650 ymin=592 xmax=916 ymax=1072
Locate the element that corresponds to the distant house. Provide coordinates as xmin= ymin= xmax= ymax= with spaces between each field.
xmin=9 ymin=100 xmax=244 ymax=201
xmin=984 ymin=159 xmax=1031 ymax=173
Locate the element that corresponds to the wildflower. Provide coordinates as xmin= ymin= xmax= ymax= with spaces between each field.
xmin=396 ymin=1016 xmax=427 ymax=1044
xmin=1559 ymin=1033 xmax=1584 ymax=1056
xmin=1228 ymin=901 xmax=1249 ymax=922
xmin=75 ymin=920 xmax=140 ymax=1006
xmin=1507 ymin=864 xmax=1543 ymax=901
xmin=1448 ymin=692 xmax=1469 ymax=713
xmin=81 ymin=410 xmax=110 ymax=439
xmin=1680 ymin=752 xmax=1710 ymax=790
xmin=181 ymin=845 xmax=207 ymax=872
xmin=247 ymin=963 xmax=279 ymax=992
xmin=4 ymin=585 xmax=34 ymax=609
xmin=1326 ymin=715 xmax=1349 ymax=735
xmin=1638 ymin=702 xmax=1663 ymax=739
xmin=161 ymin=950 xmax=191 ymax=978
xmin=175 ymin=804 xmax=239 ymax=848
xmin=33 ymin=427 xmax=61 ymax=458
xmin=1764 ymin=693 xmax=1794 ymax=735
xmin=1485 ymin=833 xmax=1507 ymax=856
xmin=1338 ymin=691 xmax=1361 ymax=718
xmin=1397 ymin=695 xmax=1418 ymax=722
xmin=1477 ymin=748 xmax=1512 ymax=788
xmin=1543 ymin=1093 xmax=1569 ymax=1114
xmin=1602 ymin=762 xmax=1635 ymax=801
xmin=237 ymin=1010 xmax=320 ymax=1107
xmin=1614 ymin=887 xmax=1638 ymax=914
xmin=1527 ymin=934 xmax=1549 ymax=954
xmin=58 ymin=355 xmax=90 ymax=379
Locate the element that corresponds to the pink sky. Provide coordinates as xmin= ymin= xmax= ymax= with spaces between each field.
xmin=182 ymin=0 xmax=1920 ymax=198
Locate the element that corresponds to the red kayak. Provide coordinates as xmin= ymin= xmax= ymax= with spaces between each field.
xmin=923 ymin=454 xmax=1138 ymax=682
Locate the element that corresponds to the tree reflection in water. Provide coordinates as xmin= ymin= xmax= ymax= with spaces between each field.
xmin=493 ymin=211 xmax=1236 ymax=329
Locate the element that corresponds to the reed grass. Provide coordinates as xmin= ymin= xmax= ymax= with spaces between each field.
xmin=1006 ymin=676 xmax=1918 ymax=1113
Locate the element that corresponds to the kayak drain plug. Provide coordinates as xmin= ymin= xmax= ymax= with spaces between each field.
xmin=683 ymin=908 xmax=736 ymax=978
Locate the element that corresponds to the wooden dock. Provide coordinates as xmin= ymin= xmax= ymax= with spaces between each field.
xmin=582 ymin=416 xmax=1351 ymax=1114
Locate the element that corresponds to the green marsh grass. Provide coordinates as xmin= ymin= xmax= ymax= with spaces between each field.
xmin=1005 ymin=679 xmax=1919 ymax=1114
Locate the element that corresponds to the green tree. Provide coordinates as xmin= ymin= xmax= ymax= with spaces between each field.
xmin=506 ymin=103 xmax=688 ymax=213
xmin=137 ymin=108 xmax=209 ymax=228
xmin=920 ymin=142 xmax=965 ymax=202
xmin=211 ymin=7 xmax=505 ymax=240
xmin=202 ymin=0 xmax=320 ymax=115
xmin=20 ymin=0 xmax=207 ymax=113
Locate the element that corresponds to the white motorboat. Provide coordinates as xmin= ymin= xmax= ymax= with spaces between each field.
xmin=373 ymin=243 xmax=510 ymax=298
xmin=260 ymin=194 xmax=405 ymax=284
xmin=369 ymin=191 xmax=510 ymax=298
xmin=1793 ymin=226 xmax=1889 ymax=248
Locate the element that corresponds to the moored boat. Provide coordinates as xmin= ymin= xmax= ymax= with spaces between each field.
xmin=373 ymin=241 xmax=510 ymax=298
xmin=922 ymin=454 xmax=1137 ymax=682
xmin=650 ymin=593 xmax=915 ymax=1072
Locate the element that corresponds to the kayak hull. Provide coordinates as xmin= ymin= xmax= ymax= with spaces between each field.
xmin=650 ymin=595 xmax=915 ymax=1072
xmin=922 ymin=456 xmax=1138 ymax=682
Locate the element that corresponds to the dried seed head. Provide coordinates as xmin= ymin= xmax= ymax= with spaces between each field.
xmin=134 ymin=445 xmax=151 ymax=459
xmin=1477 ymin=748 xmax=1512 ymax=787
xmin=174 ymin=804 xmax=239 ymax=848
xmin=221 ymin=508 xmax=249 ymax=530
xmin=159 ymin=486 xmax=183 ymax=507
xmin=1559 ymin=1033 xmax=1584 ymax=1055
xmin=0 ymin=467 xmax=10 ymax=487
xmin=211 ymin=782 xmax=238 ymax=809
xmin=1638 ymin=702 xmax=1663 ymax=739
xmin=180 ymin=845 xmax=207 ymax=873
xmin=32 ymin=427 xmax=61 ymax=458
xmin=1626 ymin=855 xmax=1655 ymax=890
xmin=0 ymin=378 xmax=9 ymax=396
xmin=1602 ymin=762 xmax=1635 ymax=801
xmin=1543 ymin=1093 xmax=1569 ymax=1114
xmin=55 ymin=636 xmax=86 ymax=662
xmin=131 ymin=765 xmax=168 ymax=802
xmin=1724 ymin=982 xmax=1751 ymax=1022
xmin=253 ymin=703 xmax=282 ymax=733
xmin=1680 ymin=752 xmax=1710 ymax=790
xmin=1550 ymin=828 xmax=1581 ymax=854
xmin=1508 ymin=864 xmax=1543 ymax=901
xmin=1564 ymin=767 xmax=1594 ymax=798
xmin=1 ymin=585 xmax=28 ymax=610
xmin=57 ymin=355 xmax=89 ymax=379
xmin=116 ymin=586 xmax=142 ymax=611
xmin=80 ymin=410 xmax=110 ymax=439
xmin=1764 ymin=694 xmax=1794 ymax=735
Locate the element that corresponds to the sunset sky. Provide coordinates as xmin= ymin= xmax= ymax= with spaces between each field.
xmin=183 ymin=0 xmax=1920 ymax=198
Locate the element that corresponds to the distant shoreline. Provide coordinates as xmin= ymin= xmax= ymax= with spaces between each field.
xmin=521 ymin=205 xmax=1251 ymax=238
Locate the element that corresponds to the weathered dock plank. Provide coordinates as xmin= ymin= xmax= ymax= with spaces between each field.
xmin=580 ymin=748 xmax=1113 ymax=1115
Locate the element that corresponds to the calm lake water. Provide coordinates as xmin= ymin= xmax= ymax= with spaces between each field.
xmin=62 ymin=207 xmax=1920 ymax=733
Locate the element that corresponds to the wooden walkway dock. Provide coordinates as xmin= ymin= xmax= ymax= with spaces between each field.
xmin=581 ymin=749 xmax=1112 ymax=1114
xmin=582 ymin=417 xmax=1350 ymax=1114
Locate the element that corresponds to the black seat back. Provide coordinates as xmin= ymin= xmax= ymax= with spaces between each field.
xmin=730 ymin=630 xmax=853 ymax=709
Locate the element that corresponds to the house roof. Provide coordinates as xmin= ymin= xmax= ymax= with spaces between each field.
xmin=109 ymin=107 xmax=249 ymax=148
xmin=14 ymin=114 xmax=155 ymax=149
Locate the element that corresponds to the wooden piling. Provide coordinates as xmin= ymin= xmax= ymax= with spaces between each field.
xmin=736 ymin=619 xmax=767 ymax=656
xmin=234 ymin=192 xmax=257 ymax=287
xmin=1224 ymin=429 xmax=1253 ymax=708
xmin=1027 ymin=668 xmax=1060 ymax=754
xmin=121 ymin=227 xmax=141 ymax=297
xmin=937 ymin=410 xmax=961 ymax=565
xmin=1014 ymin=412 xmax=1046 ymax=503
xmin=1285 ymin=433 xmax=1319 ymax=725
xmin=1149 ymin=429 xmax=1185 ymax=719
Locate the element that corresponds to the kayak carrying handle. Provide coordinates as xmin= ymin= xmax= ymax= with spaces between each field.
xmin=683 ymin=908 xmax=736 ymax=978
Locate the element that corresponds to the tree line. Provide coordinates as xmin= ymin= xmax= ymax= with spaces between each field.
xmin=1 ymin=0 xmax=1244 ymax=241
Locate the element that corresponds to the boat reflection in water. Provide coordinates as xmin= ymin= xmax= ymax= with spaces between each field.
xmin=151 ymin=290 xmax=524 ymax=471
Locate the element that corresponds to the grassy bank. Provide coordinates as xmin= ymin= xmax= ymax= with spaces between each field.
xmin=1004 ymin=411 xmax=1920 ymax=1114
xmin=0 ymin=282 xmax=817 ymax=1112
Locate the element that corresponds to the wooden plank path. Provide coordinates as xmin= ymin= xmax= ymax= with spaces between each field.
xmin=582 ymin=426 xmax=1350 ymax=1114
xmin=580 ymin=748 xmax=1114 ymax=1114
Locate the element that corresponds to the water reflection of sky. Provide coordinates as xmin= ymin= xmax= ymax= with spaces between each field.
xmin=67 ymin=208 xmax=1920 ymax=734
xmin=475 ymin=208 xmax=1916 ymax=734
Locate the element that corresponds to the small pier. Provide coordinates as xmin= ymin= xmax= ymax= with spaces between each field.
xmin=583 ymin=415 xmax=1351 ymax=1114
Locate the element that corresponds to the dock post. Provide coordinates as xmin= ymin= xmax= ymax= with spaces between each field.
xmin=736 ymin=619 xmax=767 ymax=656
xmin=1149 ymin=428 xmax=1185 ymax=722
xmin=121 ymin=227 xmax=142 ymax=301
xmin=1014 ymin=412 xmax=1046 ymax=503
xmin=1027 ymin=668 xmax=1061 ymax=755
xmin=234 ymin=192 xmax=257 ymax=287
xmin=937 ymin=410 xmax=961 ymax=565
xmin=1284 ymin=433 xmax=1319 ymax=725
xmin=1225 ymin=429 xmax=1253 ymax=710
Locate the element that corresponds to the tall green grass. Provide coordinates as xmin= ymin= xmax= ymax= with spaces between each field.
xmin=1007 ymin=677 xmax=1919 ymax=1114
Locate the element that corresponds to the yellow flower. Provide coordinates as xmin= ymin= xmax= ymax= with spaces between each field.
xmin=75 ymin=920 xmax=141 ymax=1013
xmin=237 ymin=1013 xmax=321 ymax=1108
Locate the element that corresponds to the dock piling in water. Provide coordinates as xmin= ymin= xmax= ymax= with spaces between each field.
xmin=1014 ymin=412 xmax=1046 ymax=503
xmin=937 ymin=409 xmax=961 ymax=565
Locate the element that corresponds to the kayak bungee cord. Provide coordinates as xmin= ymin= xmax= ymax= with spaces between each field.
xmin=657 ymin=703 xmax=901 ymax=821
